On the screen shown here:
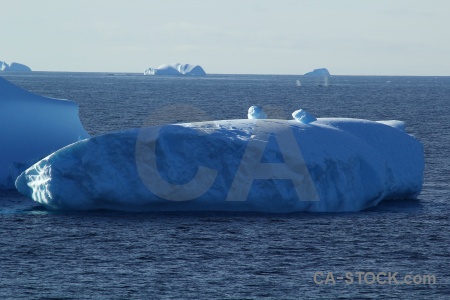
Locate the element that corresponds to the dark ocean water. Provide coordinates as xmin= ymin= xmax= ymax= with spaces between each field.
xmin=0 ymin=72 xmax=449 ymax=299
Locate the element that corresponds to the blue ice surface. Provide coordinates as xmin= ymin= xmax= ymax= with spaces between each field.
xmin=0 ymin=77 xmax=89 ymax=189
xmin=16 ymin=118 xmax=424 ymax=212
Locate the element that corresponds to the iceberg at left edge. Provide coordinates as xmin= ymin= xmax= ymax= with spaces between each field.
xmin=0 ymin=61 xmax=32 ymax=72
xmin=0 ymin=76 xmax=90 ymax=189
xmin=15 ymin=118 xmax=424 ymax=212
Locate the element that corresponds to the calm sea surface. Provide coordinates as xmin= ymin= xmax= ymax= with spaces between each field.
xmin=1 ymin=72 xmax=449 ymax=299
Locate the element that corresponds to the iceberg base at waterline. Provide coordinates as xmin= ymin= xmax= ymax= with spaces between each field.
xmin=16 ymin=118 xmax=424 ymax=212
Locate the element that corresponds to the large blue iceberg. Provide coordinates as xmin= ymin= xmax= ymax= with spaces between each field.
xmin=0 ymin=77 xmax=89 ymax=189
xmin=15 ymin=118 xmax=424 ymax=212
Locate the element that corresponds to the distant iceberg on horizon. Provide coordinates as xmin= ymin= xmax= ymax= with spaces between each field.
xmin=0 ymin=61 xmax=32 ymax=72
xmin=144 ymin=63 xmax=206 ymax=76
xmin=304 ymin=68 xmax=330 ymax=77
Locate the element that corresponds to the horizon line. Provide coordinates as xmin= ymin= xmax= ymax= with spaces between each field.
xmin=1 ymin=70 xmax=449 ymax=77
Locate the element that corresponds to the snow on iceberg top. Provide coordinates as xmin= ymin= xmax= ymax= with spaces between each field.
xmin=292 ymin=109 xmax=317 ymax=124
xmin=144 ymin=63 xmax=206 ymax=76
xmin=0 ymin=76 xmax=89 ymax=189
xmin=248 ymin=106 xmax=267 ymax=119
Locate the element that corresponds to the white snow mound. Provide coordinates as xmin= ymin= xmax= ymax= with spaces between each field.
xmin=292 ymin=109 xmax=317 ymax=124
xmin=16 ymin=118 xmax=424 ymax=212
xmin=248 ymin=106 xmax=267 ymax=119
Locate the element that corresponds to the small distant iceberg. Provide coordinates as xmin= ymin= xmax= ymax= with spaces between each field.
xmin=304 ymin=68 xmax=330 ymax=77
xmin=0 ymin=61 xmax=32 ymax=72
xmin=144 ymin=63 xmax=206 ymax=76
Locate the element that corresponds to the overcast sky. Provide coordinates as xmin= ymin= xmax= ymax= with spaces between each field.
xmin=2 ymin=0 xmax=449 ymax=75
